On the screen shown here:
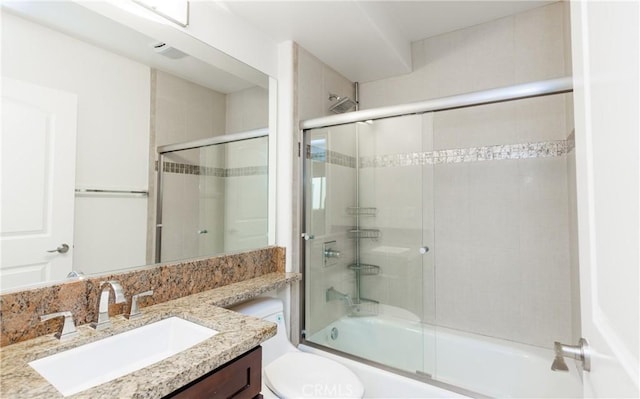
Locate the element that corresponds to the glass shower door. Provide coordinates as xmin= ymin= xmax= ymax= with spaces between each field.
xmin=303 ymin=113 xmax=435 ymax=377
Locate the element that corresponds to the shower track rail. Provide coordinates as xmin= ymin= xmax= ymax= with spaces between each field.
xmin=300 ymin=77 xmax=573 ymax=130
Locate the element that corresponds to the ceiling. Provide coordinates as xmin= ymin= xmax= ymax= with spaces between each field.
xmin=220 ymin=0 xmax=555 ymax=83
xmin=2 ymin=1 xmax=264 ymax=93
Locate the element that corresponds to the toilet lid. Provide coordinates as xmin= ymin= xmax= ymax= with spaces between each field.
xmin=264 ymin=352 xmax=364 ymax=398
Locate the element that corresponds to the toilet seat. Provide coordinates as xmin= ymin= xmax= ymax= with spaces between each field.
xmin=264 ymin=352 xmax=364 ymax=398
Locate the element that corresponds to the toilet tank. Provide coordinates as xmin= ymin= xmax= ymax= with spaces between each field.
xmin=230 ymin=297 xmax=297 ymax=365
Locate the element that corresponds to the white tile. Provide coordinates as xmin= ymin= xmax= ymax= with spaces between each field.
xmin=370 ymin=114 xmax=423 ymax=154
xmin=357 ymin=79 xmax=388 ymax=110
xmin=515 ymin=94 xmax=568 ymax=142
xmin=421 ymin=28 xmax=472 ymax=99
xmin=514 ymin=2 xmax=566 ymax=82
xmin=467 ymin=160 xmax=520 ymax=250
xmin=155 ymin=96 xmax=186 ymax=147
xmin=465 ymin=15 xmax=516 ymax=91
xmin=421 ymin=112 xmax=435 ymax=152
xmin=373 ymin=166 xmax=422 ymax=231
xmin=226 ymin=86 xmax=268 ymax=134
xmin=433 ymin=101 xmax=517 ymax=149
xmin=434 ymin=163 xmax=470 ymax=246
xmin=385 ymin=73 xmax=429 ymax=105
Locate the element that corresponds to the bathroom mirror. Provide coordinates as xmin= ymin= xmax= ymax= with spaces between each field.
xmin=0 ymin=1 xmax=271 ymax=292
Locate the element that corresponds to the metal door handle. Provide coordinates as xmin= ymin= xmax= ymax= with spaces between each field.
xmin=47 ymin=243 xmax=69 ymax=254
xmin=302 ymin=233 xmax=315 ymax=241
xmin=419 ymin=246 xmax=429 ymax=254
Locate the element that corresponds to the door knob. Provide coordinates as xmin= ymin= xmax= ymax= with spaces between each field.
xmin=419 ymin=246 xmax=429 ymax=254
xmin=47 ymin=243 xmax=69 ymax=254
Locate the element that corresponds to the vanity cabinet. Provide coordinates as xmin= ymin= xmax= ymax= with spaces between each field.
xmin=165 ymin=346 xmax=262 ymax=399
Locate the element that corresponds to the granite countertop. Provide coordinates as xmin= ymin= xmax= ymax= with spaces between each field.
xmin=0 ymin=272 xmax=301 ymax=399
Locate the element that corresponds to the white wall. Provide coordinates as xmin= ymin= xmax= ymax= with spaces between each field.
xmin=2 ymin=12 xmax=150 ymax=275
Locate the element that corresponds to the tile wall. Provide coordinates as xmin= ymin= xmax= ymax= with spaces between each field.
xmin=358 ymin=114 xmax=434 ymax=321
xmin=355 ymin=2 xmax=576 ymax=348
xmin=431 ymin=98 xmax=574 ymax=347
xmin=359 ymin=2 xmax=570 ymax=108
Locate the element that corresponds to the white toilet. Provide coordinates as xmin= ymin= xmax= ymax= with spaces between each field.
xmin=231 ymin=297 xmax=364 ymax=399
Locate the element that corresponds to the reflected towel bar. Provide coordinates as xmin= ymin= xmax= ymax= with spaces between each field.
xmin=75 ymin=189 xmax=149 ymax=196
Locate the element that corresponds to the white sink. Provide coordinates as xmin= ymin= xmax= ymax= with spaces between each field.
xmin=29 ymin=317 xmax=218 ymax=397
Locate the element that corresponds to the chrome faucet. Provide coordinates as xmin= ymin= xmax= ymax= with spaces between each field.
xmin=91 ymin=281 xmax=126 ymax=331
xmin=326 ymin=286 xmax=354 ymax=307
xmin=40 ymin=311 xmax=78 ymax=340
xmin=551 ymin=338 xmax=591 ymax=372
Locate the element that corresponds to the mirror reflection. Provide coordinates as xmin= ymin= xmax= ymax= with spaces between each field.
xmin=0 ymin=2 xmax=269 ymax=292
xmin=157 ymin=133 xmax=268 ymax=263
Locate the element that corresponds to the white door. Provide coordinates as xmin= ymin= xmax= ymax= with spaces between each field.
xmin=571 ymin=1 xmax=639 ymax=397
xmin=1 ymin=78 xmax=78 ymax=290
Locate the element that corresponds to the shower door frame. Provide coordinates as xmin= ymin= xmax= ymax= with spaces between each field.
xmin=299 ymin=77 xmax=574 ymax=395
xmin=155 ymin=128 xmax=269 ymax=263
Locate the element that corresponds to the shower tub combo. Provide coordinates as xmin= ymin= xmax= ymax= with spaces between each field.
xmin=301 ymin=78 xmax=583 ymax=397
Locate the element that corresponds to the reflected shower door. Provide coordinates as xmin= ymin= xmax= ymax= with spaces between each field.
xmin=158 ymin=136 xmax=268 ymax=263
xmin=303 ymin=114 xmax=434 ymax=376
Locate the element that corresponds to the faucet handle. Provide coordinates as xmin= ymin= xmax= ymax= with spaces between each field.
xmin=40 ymin=311 xmax=79 ymax=340
xmin=127 ymin=290 xmax=154 ymax=320
xmin=551 ymin=338 xmax=591 ymax=372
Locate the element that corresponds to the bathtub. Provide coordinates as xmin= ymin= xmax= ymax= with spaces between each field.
xmin=304 ymin=306 xmax=582 ymax=398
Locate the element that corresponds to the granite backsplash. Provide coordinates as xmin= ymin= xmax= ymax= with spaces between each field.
xmin=0 ymin=246 xmax=285 ymax=347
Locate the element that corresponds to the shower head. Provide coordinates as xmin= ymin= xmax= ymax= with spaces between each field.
xmin=328 ymin=94 xmax=356 ymax=114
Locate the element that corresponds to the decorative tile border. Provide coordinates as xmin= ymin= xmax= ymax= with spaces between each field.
xmin=307 ymin=139 xmax=574 ymax=169
xmin=161 ymin=162 xmax=267 ymax=177
xmin=226 ymin=166 xmax=269 ymax=177
xmin=360 ymin=139 xmax=575 ymax=168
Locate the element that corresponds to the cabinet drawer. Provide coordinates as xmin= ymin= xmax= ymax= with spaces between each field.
xmin=165 ymin=346 xmax=262 ymax=399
